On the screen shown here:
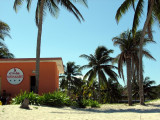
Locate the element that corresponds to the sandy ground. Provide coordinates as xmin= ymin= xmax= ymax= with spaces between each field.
xmin=0 ymin=100 xmax=160 ymax=120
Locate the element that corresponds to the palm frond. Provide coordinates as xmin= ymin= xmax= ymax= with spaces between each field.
xmin=26 ymin=0 xmax=32 ymax=11
xmin=79 ymin=64 xmax=91 ymax=71
xmin=103 ymin=66 xmax=118 ymax=81
xmin=132 ymin=0 xmax=144 ymax=36
xmin=79 ymin=54 xmax=95 ymax=62
xmin=115 ymin=0 xmax=133 ymax=23
xmin=0 ymin=21 xmax=11 ymax=40
xmin=142 ymin=49 xmax=156 ymax=60
xmin=98 ymin=70 xmax=108 ymax=88
xmin=131 ymin=0 xmax=136 ymax=11
xmin=46 ymin=0 xmax=59 ymax=18
xmin=57 ymin=0 xmax=85 ymax=22
xmin=72 ymin=0 xmax=88 ymax=7
xmin=13 ymin=0 xmax=24 ymax=12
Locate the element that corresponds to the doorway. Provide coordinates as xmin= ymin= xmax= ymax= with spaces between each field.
xmin=30 ymin=76 xmax=36 ymax=93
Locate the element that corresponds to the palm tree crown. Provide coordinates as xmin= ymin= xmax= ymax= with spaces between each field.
xmin=14 ymin=0 xmax=87 ymax=25
xmin=79 ymin=46 xmax=118 ymax=102
xmin=112 ymin=30 xmax=155 ymax=80
xmin=60 ymin=62 xmax=82 ymax=96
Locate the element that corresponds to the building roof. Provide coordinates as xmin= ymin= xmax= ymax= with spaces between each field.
xmin=0 ymin=58 xmax=64 ymax=74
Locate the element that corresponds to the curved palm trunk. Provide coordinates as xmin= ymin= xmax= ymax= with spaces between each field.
xmin=139 ymin=1 xmax=154 ymax=105
xmin=35 ymin=0 xmax=44 ymax=94
xmin=126 ymin=58 xmax=132 ymax=106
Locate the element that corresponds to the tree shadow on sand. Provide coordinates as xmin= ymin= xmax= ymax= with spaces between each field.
xmin=72 ymin=105 xmax=160 ymax=114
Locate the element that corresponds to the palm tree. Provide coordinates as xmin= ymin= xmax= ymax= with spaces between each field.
xmin=132 ymin=76 xmax=157 ymax=101
xmin=116 ymin=0 xmax=160 ymax=105
xmin=79 ymin=46 xmax=118 ymax=102
xmin=112 ymin=30 xmax=155 ymax=106
xmin=59 ymin=62 xmax=82 ymax=96
xmin=13 ymin=0 xmax=87 ymax=93
xmin=104 ymin=78 xmax=123 ymax=103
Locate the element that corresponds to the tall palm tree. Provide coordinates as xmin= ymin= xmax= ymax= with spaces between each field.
xmin=59 ymin=62 xmax=82 ymax=96
xmin=116 ymin=0 xmax=160 ymax=105
xmin=0 ymin=21 xmax=14 ymax=58
xmin=13 ymin=0 xmax=87 ymax=93
xmin=112 ymin=30 xmax=155 ymax=106
xmin=79 ymin=46 xmax=118 ymax=102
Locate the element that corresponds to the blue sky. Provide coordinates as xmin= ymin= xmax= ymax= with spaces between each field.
xmin=0 ymin=0 xmax=160 ymax=86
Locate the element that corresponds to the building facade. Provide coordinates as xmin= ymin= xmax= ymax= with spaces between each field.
xmin=0 ymin=58 xmax=64 ymax=97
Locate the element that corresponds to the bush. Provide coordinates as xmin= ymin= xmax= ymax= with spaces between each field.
xmin=77 ymin=99 xmax=90 ymax=108
xmin=40 ymin=91 xmax=70 ymax=107
xmin=11 ymin=91 xmax=39 ymax=105
xmin=89 ymin=100 xmax=100 ymax=108
xmin=11 ymin=91 xmax=70 ymax=107
xmin=11 ymin=91 xmax=100 ymax=108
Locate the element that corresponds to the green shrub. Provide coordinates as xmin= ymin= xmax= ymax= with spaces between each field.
xmin=71 ymin=101 xmax=79 ymax=107
xmin=11 ymin=91 xmax=39 ymax=105
xmin=40 ymin=91 xmax=70 ymax=107
xmin=89 ymin=100 xmax=100 ymax=108
xmin=77 ymin=99 xmax=90 ymax=108
xmin=11 ymin=91 xmax=100 ymax=108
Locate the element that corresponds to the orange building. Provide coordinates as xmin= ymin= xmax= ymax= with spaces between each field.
xmin=0 ymin=58 xmax=64 ymax=98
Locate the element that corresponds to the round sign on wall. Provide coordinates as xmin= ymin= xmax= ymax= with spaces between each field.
xmin=7 ymin=68 xmax=24 ymax=85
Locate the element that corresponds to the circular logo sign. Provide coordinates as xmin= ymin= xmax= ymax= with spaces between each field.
xmin=7 ymin=68 xmax=24 ymax=85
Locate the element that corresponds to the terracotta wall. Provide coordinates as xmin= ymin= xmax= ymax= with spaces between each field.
xmin=0 ymin=62 xmax=59 ymax=97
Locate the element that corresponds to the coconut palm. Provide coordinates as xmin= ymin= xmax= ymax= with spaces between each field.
xmin=13 ymin=0 xmax=87 ymax=93
xmin=116 ymin=0 xmax=160 ymax=105
xmin=79 ymin=46 xmax=118 ymax=102
xmin=59 ymin=62 xmax=82 ymax=96
xmin=112 ymin=30 xmax=155 ymax=105
xmin=132 ymin=76 xmax=157 ymax=101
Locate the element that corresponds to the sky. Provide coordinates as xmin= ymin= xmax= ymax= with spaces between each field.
xmin=0 ymin=0 xmax=160 ymax=86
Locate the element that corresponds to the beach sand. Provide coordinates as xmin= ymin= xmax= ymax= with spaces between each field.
xmin=0 ymin=100 xmax=160 ymax=120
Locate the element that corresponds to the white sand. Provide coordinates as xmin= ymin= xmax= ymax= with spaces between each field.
xmin=0 ymin=100 xmax=160 ymax=120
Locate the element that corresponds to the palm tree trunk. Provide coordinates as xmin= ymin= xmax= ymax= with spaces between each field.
xmin=98 ymin=74 xmax=101 ymax=103
xmin=35 ymin=0 xmax=44 ymax=94
xmin=126 ymin=58 xmax=132 ymax=106
xmin=139 ymin=0 xmax=154 ymax=105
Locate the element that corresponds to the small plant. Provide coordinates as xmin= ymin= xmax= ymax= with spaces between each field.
xmin=33 ymin=106 xmax=38 ymax=109
xmin=2 ymin=108 xmax=5 ymax=112
xmin=77 ymin=99 xmax=90 ymax=108
xmin=89 ymin=100 xmax=100 ymax=108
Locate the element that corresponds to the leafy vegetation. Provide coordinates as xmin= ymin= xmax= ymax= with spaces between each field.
xmin=112 ymin=30 xmax=155 ymax=105
xmin=11 ymin=91 xmax=100 ymax=108
xmin=11 ymin=91 xmax=39 ymax=105
xmin=1 ymin=1 xmax=160 ymax=106
xmin=79 ymin=46 xmax=118 ymax=102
